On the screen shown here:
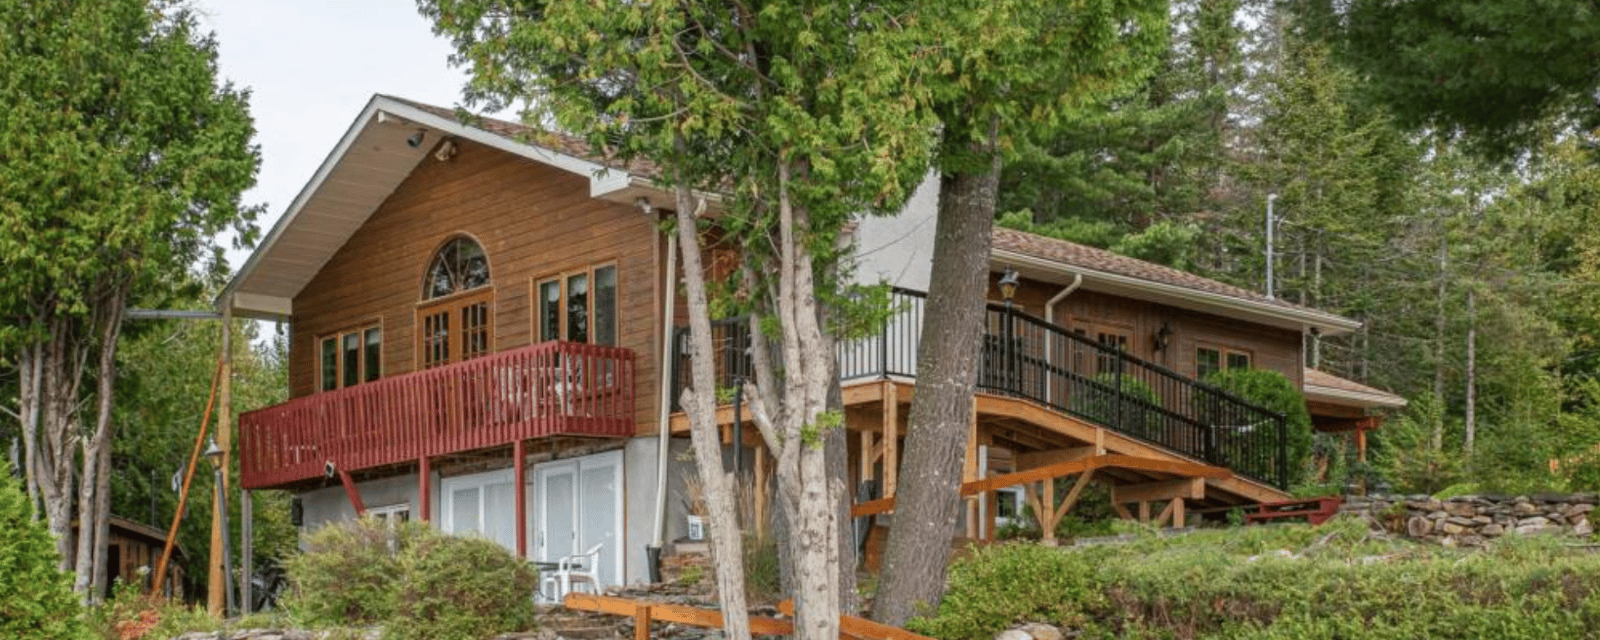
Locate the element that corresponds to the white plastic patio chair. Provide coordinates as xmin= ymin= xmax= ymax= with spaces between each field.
xmin=540 ymin=541 xmax=603 ymax=603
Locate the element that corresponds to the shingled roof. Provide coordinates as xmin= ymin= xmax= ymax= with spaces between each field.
xmin=992 ymin=227 xmax=1327 ymax=315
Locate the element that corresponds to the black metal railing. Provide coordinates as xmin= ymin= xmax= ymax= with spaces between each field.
xmin=670 ymin=288 xmax=1289 ymax=488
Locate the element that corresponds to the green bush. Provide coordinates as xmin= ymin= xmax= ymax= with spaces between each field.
xmin=0 ymin=468 xmax=91 ymax=640
xmin=282 ymin=516 xmax=407 ymax=625
xmin=1073 ymin=373 xmax=1163 ymax=440
xmin=1204 ymin=369 xmax=1314 ymax=486
xmin=94 ymin=577 xmax=217 ymax=640
xmin=906 ymin=543 xmax=1109 ymax=640
xmin=284 ymin=517 xmax=537 ymax=640
xmin=911 ymin=518 xmax=1600 ymax=640
xmin=389 ymin=533 xmax=537 ymax=640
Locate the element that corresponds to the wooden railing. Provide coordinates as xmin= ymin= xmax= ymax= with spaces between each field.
xmin=240 ymin=341 xmax=635 ymax=489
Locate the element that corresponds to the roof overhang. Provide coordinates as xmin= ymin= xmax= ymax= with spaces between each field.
xmin=991 ymin=249 xmax=1362 ymax=337
xmin=216 ymin=95 xmax=676 ymax=320
xmin=1304 ymin=382 xmax=1407 ymax=409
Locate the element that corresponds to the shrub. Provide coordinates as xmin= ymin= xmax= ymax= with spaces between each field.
xmin=389 ymin=533 xmax=537 ymax=640
xmin=0 ymin=468 xmax=91 ymax=640
xmin=281 ymin=516 xmax=407 ymax=625
xmin=94 ymin=577 xmax=216 ymax=640
xmin=284 ymin=517 xmax=537 ymax=640
xmin=1204 ymin=368 xmax=1314 ymax=486
xmin=1072 ymin=373 xmax=1162 ymax=440
xmin=906 ymin=543 xmax=1108 ymax=640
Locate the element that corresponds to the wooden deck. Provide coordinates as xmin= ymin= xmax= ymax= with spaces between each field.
xmin=671 ymin=378 xmax=1289 ymax=525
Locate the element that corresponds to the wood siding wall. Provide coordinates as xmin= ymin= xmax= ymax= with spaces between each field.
xmin=290 ymin=139 xmax=661 ymax=433
xmin=1002 ymin=278 xmax=1305 ymax=388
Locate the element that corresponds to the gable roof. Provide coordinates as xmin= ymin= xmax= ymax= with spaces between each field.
xmin=218 ymin=94 xmax=668 ymax=319
xmin=990 ymin=227 xmax=1360 ymax=336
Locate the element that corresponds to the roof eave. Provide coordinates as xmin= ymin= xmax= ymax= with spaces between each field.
xmin=1305 ymin=384 xmax=1408 ymax=409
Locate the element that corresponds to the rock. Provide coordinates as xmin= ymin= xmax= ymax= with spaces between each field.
xmin=1481 ymin=524 xmax=1505 ymax=536
xmin=1512 ymin=502 xmax=1539 ymax=517
xmin=1018 ymin=622 xmax=1066 ymax=640
xmin=1445 ymin=502 xmax=1476 ymax=518
xmin=1518 ymin=516 xmax=1551 ymax=527
xmin=1441 ymin=522 xmax=1467 ymax=535
xmin=1440 ymin=535 xmax=1458 ymax=548
xmin=997 ymin=629 xmax=1034 ymax=640
xmin=1516 ymin=522 xmax=1556 ymax=535
xmin=1445 ymin=516 xmax=1477 ymax=527
xmin=1406 ymin=516 xmax=1432 ymax=537
xmin=1457 ymin=534 xmax=1486 ymax=547
xmin=1576 ymin=519 xmax=1593 ymax=537
xmin=1570 ymin=503 xmax=1595 ymax=516
xmin=1572 ymin=493 xmax=1598 ymax=504
xmin=1472 ymin=515 xmax=1493 ymax=524
xmin=1428 ymin=511 xmax=1448 ymax=520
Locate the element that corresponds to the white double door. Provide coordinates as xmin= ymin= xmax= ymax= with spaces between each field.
xmin=535 ymin=450 xmax=623 ymax=588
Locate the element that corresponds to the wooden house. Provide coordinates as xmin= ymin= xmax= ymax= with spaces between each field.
xmin=224 ymin=95 xmax=1402 ymax=589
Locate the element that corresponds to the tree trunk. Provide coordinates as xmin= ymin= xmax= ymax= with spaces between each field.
xmin=1463 ymin=286 xmax=1476 ymax=455
xmin=672 ymin=184 xmax=752 ymax=640
xmin=1431 ymin=236 xmax=1447 ymax=452
xmin=75 ymin=289 xmax=123 ymax=600
xmin=873 ymin=135 xmax=1000 ymax=626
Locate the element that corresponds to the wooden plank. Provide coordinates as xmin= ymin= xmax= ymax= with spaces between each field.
xmin=1112 ymin=478 xmax=1205 ymax=505
xmin=778 ymin=598 xmax=942 ymax=640
xmin=565 ymin=593 xmax=795 ymax=636
xmin=884 ymin=382 xmax=899 ymax=497
xmin=634 ymin=604 xmax=651 ymax=640
xmin=1047 ymin=469 xmax=1096 ymax=531
xmin=1154 ymin=499 xmax=1176 ymax=527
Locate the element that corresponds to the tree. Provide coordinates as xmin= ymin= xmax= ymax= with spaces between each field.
xmin=1304 ymin=0 xmax=1600 ymax=155
xmin=422 ymin=2 xmax=933 ymax=638
xmin=872 ymin=0 xmax=1165 ymax=625
xmin=0 ymin=469 xmax=91 ymax=640
xmin=0 ymin=0 xmax=259 ymax=600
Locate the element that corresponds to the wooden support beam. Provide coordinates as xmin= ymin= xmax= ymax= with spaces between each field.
xmin=1172 ymin=498 xmax=1186 ymax=528
xmin=1138 ymin=501 xmax=1150 ymax=524
xmin=1112 ymin=502 xmax=1133 ymax=521
xmin=418 ymin=457 xmax=431 ymax=522
xmin=1154 ymin=499 xmax=1176 ymax=528
xmin=1112 ymin=478 xmax=1206 ymax=505
xmin=884 ymin=381 xmax=899 ymax=498
xmin=337 ymin=467 xmax=366 ymax=515
xmin=1016 ymin=446 xmax=1097 ymax=470
xmin=634 ymin=604 xmax=652 ymax=640
xmin=1043 ymin=470 xmax=1096 ymax=534
xmin=514 ymin=440 xmax=527 ymax=558
xmin=565 ymin=594 xmax=794 ymax=636
xmin=1040 ymin=473 xmax=1057 ymax=542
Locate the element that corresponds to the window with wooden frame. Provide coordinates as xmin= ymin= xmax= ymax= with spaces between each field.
xmin=319 ymin=325 xmax=382 ymax=391
xmin=1196 ymin=345 xmax=1251 ymax=379
xmin=535 ymin=264 xmax=618 ymax=346
xmin=418 ymin=236 xmax=494 ymax=369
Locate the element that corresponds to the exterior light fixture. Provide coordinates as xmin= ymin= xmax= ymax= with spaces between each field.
xmin=203 ymin=437 xmax=223 ymax=468
xmin=1155 ymin=323 xmax=1173 ymax=351
xmin=997 ymin=268 xmax=1020 ymax=303
xmin=407 ymin=130 xmax=427 ymax=148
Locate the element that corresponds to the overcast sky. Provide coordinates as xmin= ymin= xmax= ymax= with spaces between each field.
xmin=196 ymin=0 xmax=497 ymax=272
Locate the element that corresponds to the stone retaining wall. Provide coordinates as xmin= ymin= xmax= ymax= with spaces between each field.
xmin=1339 ymin=492 xmax=1597 ymax=546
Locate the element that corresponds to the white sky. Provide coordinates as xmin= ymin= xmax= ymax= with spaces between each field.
xmin=196 ymin=0 xmax=501 ymax=272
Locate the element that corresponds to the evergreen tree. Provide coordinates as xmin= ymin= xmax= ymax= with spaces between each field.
xmin=0 ymin=469 xmax=91 ymax=640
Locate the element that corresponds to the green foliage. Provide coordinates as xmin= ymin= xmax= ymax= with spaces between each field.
xmin=284 ymin=518 xmax=537 ymax=639
xmin=742 ymin=530 xmax=782 ymax=603
xmin=282 ymin=517 xmax=406 ymax=625
xmin=1204 ymin=368 xmax=1314 ymax=486
xmin=93 ymin=578 xmax=216 ymax=640
xmin=389 ymin=533 xmax=538 ymax=640
xmin=0 ymin=468 xmax=91 ymax=640
xmin=913 ymin=518 xmax=1600 ymax=640
xmin=906 ymin=543 xmax=1109 ymax=640
xmin=1373 ymin=397 xmax=1464 ymax=495
xmin=1073 ymin=373 xmax=1162 ymax=440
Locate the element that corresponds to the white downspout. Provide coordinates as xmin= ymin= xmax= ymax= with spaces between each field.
xmin=1044 ymin=273 xmax=1083 ymax=405
xmin=650 ymin=202 xmax=678 ymax=553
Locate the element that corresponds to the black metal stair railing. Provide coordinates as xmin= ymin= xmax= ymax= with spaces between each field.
xmin=670 ymin=288 xmax=1290 ymax=488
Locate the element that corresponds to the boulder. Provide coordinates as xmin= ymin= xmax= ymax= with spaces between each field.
xmin=1481 ymin=524 xmax=1505 ymax=537
xmin=1576 ymin=519 xmax=1593 ymax=537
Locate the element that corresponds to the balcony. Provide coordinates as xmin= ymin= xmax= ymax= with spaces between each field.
xmin=671 ymin=289 xmax=1291 ymax=488
xmin=240 ymin=341 xmax=635 ymax=489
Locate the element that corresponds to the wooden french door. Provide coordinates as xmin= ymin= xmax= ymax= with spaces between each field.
xmin=418 ymin=289 xmax=493 ymax=369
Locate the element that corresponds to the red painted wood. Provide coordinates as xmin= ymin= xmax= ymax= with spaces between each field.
xmin=239 ymin=341 xmax=635 ymax=489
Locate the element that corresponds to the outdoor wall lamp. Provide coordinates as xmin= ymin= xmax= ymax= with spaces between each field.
xmin=203 ymin=437 xmax=223 ymax=468
xmin=407 ymin=130 xmax=427 ymax=148
xmin=998 ymin=268 xmax=1020 ymax=303
xmin=1154 ymin=323 xmax=1173 ymax=351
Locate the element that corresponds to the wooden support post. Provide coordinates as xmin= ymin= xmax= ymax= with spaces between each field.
xmin=884 ymin=382 xmax=899 ymax=498
xmin=515 ymin=439 xmax=527 ymax=558
xmin=1112 ymin=502 xmax=1133 ymax=521
xmin=1040 ymin=474 xmax=1057 ymax=543
xmin=1094 ymin=427 xmax=1106 ymax=455
xmin=859 ymin=429 xmax=874 ymax=485
xmin=1041 ymin=470 xmax=1095 ymax=537
xmin=1357 ymin=429 xmax=1368 ymax=464
xmin=964 ymin=400 xmax=979 ymax=538
xmin=1172 ymin=498 xmax=1186 ymax=528
xmin=634 ymin=604 xmax=652 ymax=640
xmin=210 ymin=301 xmax=234 ymax=618
xmin=418 ymin=456 xmax=432 ymax=523
xmin=1138 ymin=501 xmax=1150 ymax=524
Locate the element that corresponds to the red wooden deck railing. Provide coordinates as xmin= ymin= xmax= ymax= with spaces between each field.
xmin=239 ymin=341 xmax=635 ymax=489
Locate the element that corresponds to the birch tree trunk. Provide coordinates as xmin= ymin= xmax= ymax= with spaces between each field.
xmin=874 ymin=131 xmax=1000 ymax=626
xmin=75 ymin=289 xmax=124 ymax=601
xmin=1464 ymin=286 xmax=1476 ymax=455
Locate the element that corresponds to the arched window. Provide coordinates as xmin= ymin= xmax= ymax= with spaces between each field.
xmin=419 ymin=236 xmax=493 ymax=369
xmin=424 ymin=236 xmax=491 ymax=299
